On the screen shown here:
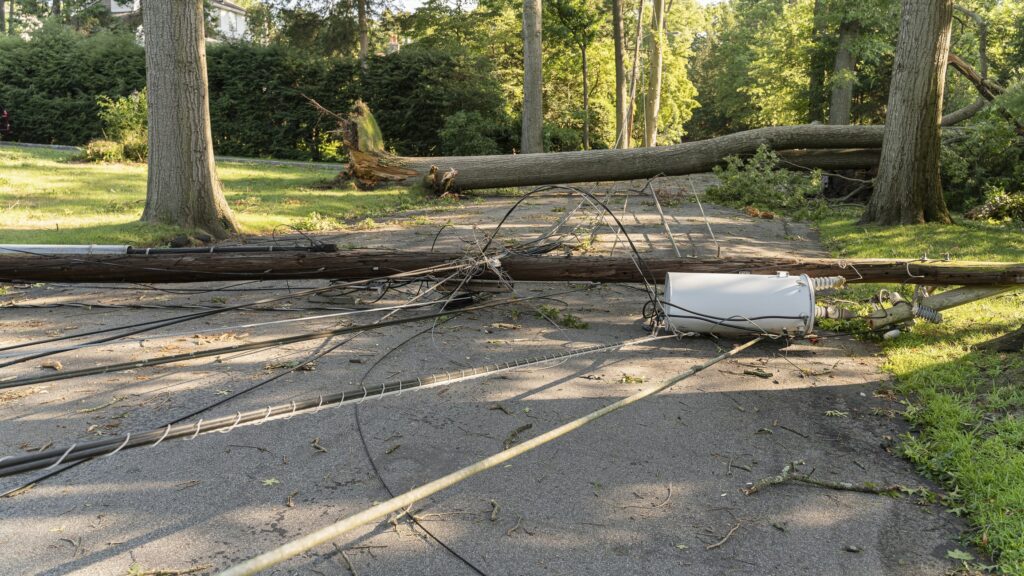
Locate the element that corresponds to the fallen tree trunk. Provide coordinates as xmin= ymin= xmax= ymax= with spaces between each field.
xmin=2 ymin=250 xmax=1022 ymax=286
xmin=339 ymin=102 xmax=884 ymax=192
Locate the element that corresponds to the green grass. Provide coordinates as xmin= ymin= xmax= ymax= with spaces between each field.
xmin=0 ymin=147 xmax=437 ymax=246
xmin=817 ymin=212 xmax=1024 ymax=573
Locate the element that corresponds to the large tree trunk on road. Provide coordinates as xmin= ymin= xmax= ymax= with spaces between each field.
xmin=862 ymin=0 xmax=953 ymax=225
xmin=141 ymin=0 xmax=239 ymax=239
xmin=521 ymin=0 xmax=544 ymax=154
xmin=340 ymin=103 xmax=884 ymax=191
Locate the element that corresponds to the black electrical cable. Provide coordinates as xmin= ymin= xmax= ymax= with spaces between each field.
xmin=481 ymin=186 xmax=660 ymax=310
xmin=0 ymin=261 xmax=469 ymax=357
xmin=124 ymin=244 xmax=337 ymax=255
xmin=0 ymin=289 xmax=578 ymax=390
xmin=353 ymin=319 xmax=489 ymax=576
xmin=0 ymin=297 xmax=461 ymax=365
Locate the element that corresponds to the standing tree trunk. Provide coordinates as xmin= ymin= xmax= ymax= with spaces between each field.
xmin=862 ymin=0 xmax=953 ymax=225
xmin=643 ymin=0 xmax=665 ymax=147
xmin=521 ymin=0 xmax=544 ymax=154
xmin=51 ymin=0 xmax=60 ymax=17
xmin=828 ymin=20 xmax=859 ymax=125
xmin=612 ymin=0 xmax=629 ymax=149
xmin=625 ymin=0 xmax=644 ymax=145
xmin=807 ymin=0 xmax=828 ymax=122
xmin=0 ymin=0 xmax=6 ymax=37
xmin=581 ymin=42 xmax=591 ymax=150
xmin=357 ymin=0 xmax=368 ymax=68
xmin=141 ymin=0 xmax=239 ymax=239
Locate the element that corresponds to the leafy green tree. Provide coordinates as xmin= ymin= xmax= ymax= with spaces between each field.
xmin=547 ymin=0 xmax=602 ymax=148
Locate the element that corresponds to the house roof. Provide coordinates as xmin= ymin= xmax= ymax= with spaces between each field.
xmin=213 ymin=0 xmax=247 ymax=15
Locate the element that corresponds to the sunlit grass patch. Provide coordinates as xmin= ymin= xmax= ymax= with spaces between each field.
xmin=0 ymin=147 xmax=435 ymax=245
xmin=817 ymin=211 xmax=1024 ymax=573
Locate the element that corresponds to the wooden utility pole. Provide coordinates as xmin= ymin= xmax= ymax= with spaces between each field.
xmin=2 ymin=250 xmax=1021 ymax=286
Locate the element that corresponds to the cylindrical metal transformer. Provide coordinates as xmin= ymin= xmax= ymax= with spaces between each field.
xmin=663 ymin=272 xmax=816 ymax=336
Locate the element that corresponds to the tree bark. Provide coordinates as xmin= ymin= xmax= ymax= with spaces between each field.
xmin=807 ymin=0 xmax=828 ymax=122
xmin=612 ymin=0 xmax=629 ymax=149
xmin=341 ymin=102 xmax=883 ymax=190
xmin=581 ymin=42 xmax=590 ymax=150
xmin=941 ymin=97 xmax=987 ymax=126
xmin=862 ymin=0 xmax=953 ymax=225
xmin=643 ymin=0 xmax=665 ymax=147
xmin=51 ymin=0 xmax=60 ymax=17
xmin=357 ymin=0 xmax=368 ymax=68
xmin=141 ymin=0 xmax=239 ymax=239
xmin=828 ymin=20 xmax=859 ymax=126
xmin=521 ymin=0 xmax=544 ymax=154
xmin=0 ymin=0 xmax=5 ymax=36
xmin=3 ymin=249 xmax=1020 ymax=286
xmin=625 ymin=0 xmax=644 ymax=146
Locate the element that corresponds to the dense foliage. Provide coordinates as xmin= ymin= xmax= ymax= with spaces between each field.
xmin=0 ymin=24 xmax=508 ymax=159
xmin=0 ymin=23 xmax=145 ymax=145
xmin=706 ymin=145 xmax=828 ymax=219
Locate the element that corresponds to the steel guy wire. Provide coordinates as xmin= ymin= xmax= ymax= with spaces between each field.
xmin=0 ymin=334 xmax=676 ymax=478
xmin=0 ymin=266 xmax=485 ymax=493
xmin=0 ymin=261 xmax=481 ymax=367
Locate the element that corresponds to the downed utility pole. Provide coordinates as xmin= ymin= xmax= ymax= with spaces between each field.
xmin=1 ymin=249 xmax=1022 ymax=286
xmin=335 ymin=101 xmax=883 ymax=192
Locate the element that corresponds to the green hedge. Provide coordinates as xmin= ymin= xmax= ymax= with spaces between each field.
xmin=0 ymin=23 xmax=511 ymax=159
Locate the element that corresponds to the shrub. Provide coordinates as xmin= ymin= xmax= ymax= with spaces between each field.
xmin=965 ymin=188 xmax=1024 ymax=222
xmin=359 ymin=43 xmax=509 ymax=156
xmin=81 ymin=139 xmax=126 ymax=163
xmin=941 ymin=85 xmax=1024 ymax=211
xmin=97 ymin=89 xmax=147 ymax=142
xmin=0 ymin=29 xmax=511 ymax=159
xmin=0 ymin=24 xmax=146 ymax=146
xmin=706 ymin=145 xmax=827 ymax=218
xmin=439 ymin=111 xmax=500 ymax=156
xmin=88 ymin=89 xmax=148 ymax=162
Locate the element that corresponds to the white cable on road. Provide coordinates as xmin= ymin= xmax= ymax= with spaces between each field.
xmin=216 ymin=336 xmax=763 ymax=576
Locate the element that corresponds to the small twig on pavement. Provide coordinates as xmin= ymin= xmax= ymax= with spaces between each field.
xmin=333 ymin=543 xmax=358 ymax=576
xmin=705 ymin=523 xmax=740 ymax=550
xmin=743 ymin=461 xmax=910 ymax=496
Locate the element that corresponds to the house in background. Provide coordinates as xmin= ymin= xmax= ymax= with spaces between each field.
xmin=101 ymin=0 xmax=249 ymax=41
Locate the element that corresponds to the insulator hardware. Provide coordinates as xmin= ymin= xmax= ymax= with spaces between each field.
xmin=814 ymin=305 xmax=858 ymax=320
xmin=912 ymin=303 xmax=943 ymax=324
xmin=810 ymin=276 xmax=846 ymax=291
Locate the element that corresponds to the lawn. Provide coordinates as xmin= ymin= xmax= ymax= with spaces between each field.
xmin=0 ymin=146 xmax=435 ymax=245
xmin=817 ymin=213 xmax=1024 ymax=573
